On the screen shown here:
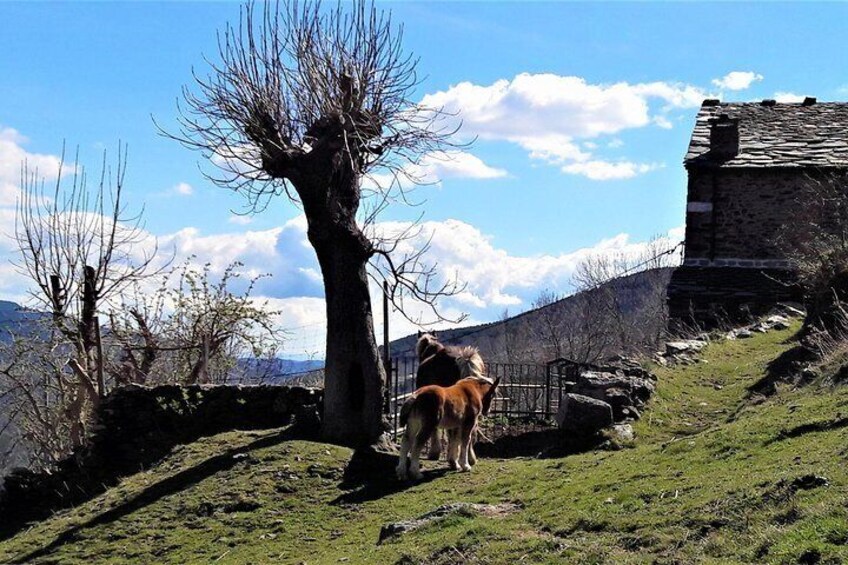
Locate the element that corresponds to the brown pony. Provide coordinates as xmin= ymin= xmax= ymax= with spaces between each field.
xmin=415 ymin=332 xmax=486 ymax=459
xmin=396 ymin=374 xmax=500 ymax=481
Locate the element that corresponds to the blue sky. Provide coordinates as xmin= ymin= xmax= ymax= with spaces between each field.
xmin=0 ymin=2 xmax=845 ymax=357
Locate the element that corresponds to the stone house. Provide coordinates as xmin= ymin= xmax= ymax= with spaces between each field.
xmin=667 ymin=97 xmax=848 ymax=323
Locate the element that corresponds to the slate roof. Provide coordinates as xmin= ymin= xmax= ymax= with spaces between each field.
xmin=685 ymin=100 xmax=848 ymax=167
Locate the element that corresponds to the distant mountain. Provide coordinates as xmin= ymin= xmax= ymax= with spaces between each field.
xmin=0 ymin=301 xmax=47 ymax=342
xmin=236 ymin=358 xmax=324 ymax=382
xmin=386 ymin=267 xmax=674 ymax=365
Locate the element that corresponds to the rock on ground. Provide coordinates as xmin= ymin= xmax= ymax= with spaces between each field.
xmin=665 ymin=340 xmax=708 ymax=356
xmin=556 ymin=393 xmax=614 ymax=435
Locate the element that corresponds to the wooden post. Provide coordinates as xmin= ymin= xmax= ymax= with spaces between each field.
xmin=94 ymin=315 xmax=105 ymax=398
xmin=201 ymin=333 xmax=210 ymax=384
xmin=383 ymin=280 xmax=391 ymax=414
xmin=81 ymin=266 xmax=97 ymax=349
xmin=49 ymin=275 xmax=63 ymax=313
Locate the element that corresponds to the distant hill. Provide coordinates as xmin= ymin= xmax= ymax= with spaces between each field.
xmin=236 ymin=358 xmax=325 ymax=382
xmin=0 ymin=301 xmax=47 ymax=476
xmin=0 ymin=301 xmax=48 ymax=343
xmin=387 ymin=267 xmax=674 ymax=364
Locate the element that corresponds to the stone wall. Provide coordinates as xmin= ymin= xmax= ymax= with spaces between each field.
xmin=683 ymin=167 xmax=818 ymax=264
xmin=668 ymin=266 xmax=800 ymax=324
xmin=0 ymin=384 xmax=322 ymax=536
xmin=669 ymin=166 xmax=818 ymax=323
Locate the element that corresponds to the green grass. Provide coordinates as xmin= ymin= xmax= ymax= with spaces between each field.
xmin=4 ymin=322 xmax=848 ymax=564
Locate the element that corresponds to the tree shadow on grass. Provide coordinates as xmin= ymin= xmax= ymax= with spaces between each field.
xmin=474 ymin=429 xmax=567 ymax=459
xmin=332 ymin=429 xmax=598 ymax=505
xmin=332 ymin=447 xmax=450 ymax=506
xmin=9 ymin=428 xmax=296 ymax=565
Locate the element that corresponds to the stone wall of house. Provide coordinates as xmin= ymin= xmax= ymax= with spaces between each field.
xmin=0 ymin=384 xmax=322 ymax=536
xmin=667 ymin=265 xmax=800 ymax=324
xmin=682 ymin=167 xmax=815 ymax=265
xmin=669 ymin=166 xmax=818 ymax=323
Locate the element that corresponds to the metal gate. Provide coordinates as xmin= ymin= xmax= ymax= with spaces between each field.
xmin=386 ymin=357 xmax=573 ymax=440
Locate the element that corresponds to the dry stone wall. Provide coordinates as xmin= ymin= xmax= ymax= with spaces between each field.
xmin=0 ymin=384 xmax=322 ymax=536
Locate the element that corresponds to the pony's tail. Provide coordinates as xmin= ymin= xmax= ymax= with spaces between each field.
xmin=456 ymin=346 xmax=485 ymax=378
xmin=399 ymin=397 xmax=414 ymax=427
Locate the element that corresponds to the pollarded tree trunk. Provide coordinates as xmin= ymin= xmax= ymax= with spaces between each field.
xmin=312 ymin=232 xmax=385 ymax=445
xmin=295 ymin=158 xmax=386 ymax=447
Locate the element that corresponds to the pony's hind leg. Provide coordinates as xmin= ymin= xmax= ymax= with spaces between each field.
xmin=409 ymin=420 xmax=434 ymax=481
xmin=446 ymin=429 xmax=461 ymax=470
xmin=458 ymin=423 xmax=475 ymax=472
xmin=395 ymin=429 xmax=411 ymax=480
xmin=426 ymin=429 xmax=443 ymax=460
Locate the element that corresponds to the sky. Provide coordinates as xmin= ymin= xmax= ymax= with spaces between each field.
xmin=0 ymin=2 xmax=846 ymax=359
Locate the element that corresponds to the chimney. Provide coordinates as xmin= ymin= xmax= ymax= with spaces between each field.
xmin=803 ymin=96 xmax=817 ymax=106
xmin=708 ymin=113 xmax=739 ymax=159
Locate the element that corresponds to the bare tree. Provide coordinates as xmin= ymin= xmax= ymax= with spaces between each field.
xmin=169 ymin=1 xmax=460 ymax=445
xmin=0 ymin=322 xmax=94 ymax=468
xmin=570 ymin=237 xmax=679 ymax=358
xmin=530 ymin=289 xmax=565 ymax=361
xmin=12 ymin=146 xmax=159 ymax=447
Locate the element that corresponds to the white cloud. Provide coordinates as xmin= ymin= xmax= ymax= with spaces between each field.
xmin=370 ymin=218 xmax=684 ymax=318
xmin=228 ymin=214 xmax=253 ymax=225
xmin=712 ymin=71 xmax=764 ymax=91
xmin=173 ymin=182 xmax=193 ymax=196
xmin=774 ymin=91 xmax=806 ymax=103
xmin=161 ymin=225 xmax=284 ymax=274
xmin=259 ymin=296 xmax=327 ymax=330
xmin=0 ymin=127 xmax=68 ymax=207
xmin=364 ymin=150 xmax=507 ymax=193
xmin=514 ymin=134 xmax=590 ymax=164
xmin=421 ymin=73 xmax=703 ymax=180
xmin=422 ymin=74 xmax=707 ymax=142
xmin=653 ymin=115 xmax=673 ymax=129
xmin=418 ymin=151 xmax=507 ymax=181
xmin=561 ymin=160 xmax=663 ymax=181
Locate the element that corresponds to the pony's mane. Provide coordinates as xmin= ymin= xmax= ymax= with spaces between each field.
xmin=462 ymin=374 xmax=495 ymax=385
xmin=416 ymin=333 xmax=441 ymax=360
xmin=455 ymin=345 xmax=485 ymax=378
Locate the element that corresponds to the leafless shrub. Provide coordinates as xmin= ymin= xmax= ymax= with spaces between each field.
xmin=777 ymin=171 xmax=848 ymax=337
xmin=108 ymin=260 xmax=285 ymax=386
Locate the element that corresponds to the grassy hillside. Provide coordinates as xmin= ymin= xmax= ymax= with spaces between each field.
xmin=4 ymin=321 xmax=848 ymax=564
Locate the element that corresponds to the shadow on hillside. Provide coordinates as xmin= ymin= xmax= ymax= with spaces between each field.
xmin=765 ymin=416 xmax=848 ymax=446
xmin=332 ymin=429 xmax=599 ymax=505
xmin=474 ymin=429 xmax=569 ymax=459
xmin=8 ymin=429 xmax=296 ymax=565
xmin=748 ymin=343 xmax=817 ymax=397
xmin=331 ymin=447 xmax=450 ymax=505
